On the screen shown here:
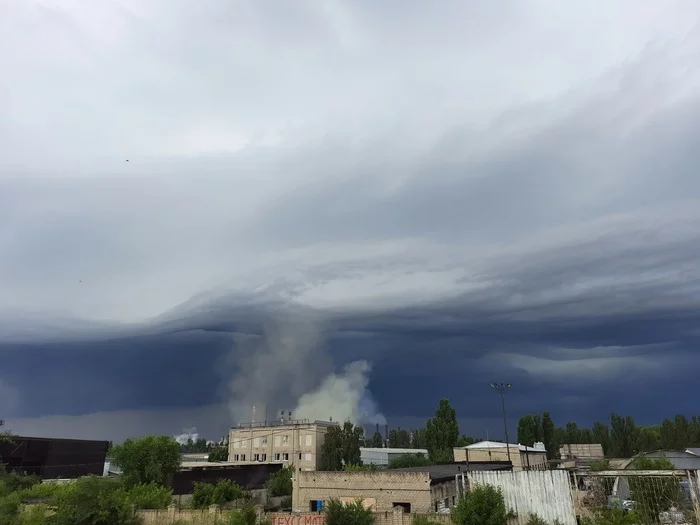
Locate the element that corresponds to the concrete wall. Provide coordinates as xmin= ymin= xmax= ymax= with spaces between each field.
xmin=136 ymin=509 xmax=452 ymax=525
xmin=229 ymin=423 xmax=331 ymax=471
xmin=468 ymin=470 xmax=577 ymax=525
xmin=293 ymin=471 xmax=435 ymax=513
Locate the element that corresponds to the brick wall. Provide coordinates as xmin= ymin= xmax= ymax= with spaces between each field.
xmin=294 ymin=471 xmax=434 ymax=513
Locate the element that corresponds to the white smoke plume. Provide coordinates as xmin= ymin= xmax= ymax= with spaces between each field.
xmin=225 ymin=309 xmax=385 ymax=426
xmin=174 ymin=427 xmax=199 ymax=445
xmin=294 ymin=360 xmax=386 ymax=425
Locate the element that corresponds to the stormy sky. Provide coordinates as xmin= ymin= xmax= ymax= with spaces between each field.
xmin=3 ymin=0 xmax=700 ymax=443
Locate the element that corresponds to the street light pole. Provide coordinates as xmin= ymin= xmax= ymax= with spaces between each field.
xmin=490 ymin=382 xmax=512 ymax=464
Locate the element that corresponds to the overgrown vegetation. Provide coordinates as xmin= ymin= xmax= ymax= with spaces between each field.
xmin=325 ymin=499 xmax=375 ymax=525
xmin=412 ymin=515 xmax=445 ymax=525
xmin=629 ymin=456 xmax=684 ymax=524
xmin=580 ymin=507 xmax=638 ymax=525
xmin=111 ymin=435 xmax=182 ymax=488
xmin=191 ymin=479 xmax=244 ymax=508
xmin=208 ymin=447 xmax=229 ymax=462
xmin=265 ymin=466 xmax=293 ymax=497
xmin=451 ymin=484 xmax=515 ymax=525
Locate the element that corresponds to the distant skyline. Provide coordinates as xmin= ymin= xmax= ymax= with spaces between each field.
xmin=3 ymin=0 xmax=700 ymax=442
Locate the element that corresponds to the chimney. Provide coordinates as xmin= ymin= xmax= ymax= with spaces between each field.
xmin=252 ymin=405 xmax=256 ymax=424
xmin=280 ymin=410 xmax=285 ymax=423
xmin=288 ymin=411 xmax=292 ymax=423
xmin=385 ymin=424 xmax=389 ymax=441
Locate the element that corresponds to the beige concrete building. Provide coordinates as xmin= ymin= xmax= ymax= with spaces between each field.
xmin=228 ymin=418 xmax=336 ymax=471
xmin=292 ymin=469 xmax=460 ymax=514
xmin=453 ymin=440 xmax=547 ymax=470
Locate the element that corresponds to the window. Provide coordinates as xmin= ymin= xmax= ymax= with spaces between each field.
xmin=452 ymin=496 xmax=456 ymax=506
xmin=304 ymin=453 xmax=312 ymax=462
xmin=283 ymin=453 xmax=289 ymax=461
xmin=233 ymin=454 xmax=239 ymax=461
xmin=298 ymin=452 xmax=302 ymax=461
xmin=240 ymin=439 xmax=247 ymax=448
xmin=261 ymin=453 xmax=267 ymax=461
xmin=253 ymin=454 xmax=260 ymax=461
xmin=261 ymin=437 xmax=268 ymax=446
xmin=281 ymin=435 xmax=289 ymax=445
xmin=305 ymin=434 xmax=312 ymax=447
xmin=393 ymin=503 xmax=411 ymax=513
xmin=253 ymin=438 xmax=260 ymax=448
xmin=274 ymin=453 xmax=281 ymax=461
xmin=240 ymin=454 xmax=246 ymax=461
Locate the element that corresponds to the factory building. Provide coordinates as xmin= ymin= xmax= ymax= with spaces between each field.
xmin=228 ymin=410 xmax=337 ymax=472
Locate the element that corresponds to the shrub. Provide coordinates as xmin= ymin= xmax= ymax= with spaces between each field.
xmin=192 ymin=479 xmax=244 ymax=508
xmin=51 ymin=476 xmax=139 ymax=525
xmin=325 ymin=499 xmax=374 ymax=525
xmin=0 ymin=492 xmax=21 ymax=525
xmin=451 ymin=484 xmax=514 ymax=525
xmin=266 ymin=466 xmax=293 ymax=497
xmin=15 ymin=504 xmax=51 ymax=525
xmin=228 ymin=504 xmax=257 ymax=525
xmin=208 ymin=447 xmax=228 ymax=462
xmin=124 ymin=481 xmax=173 ymax=509
xmin=525 ymin=514 xmax=548 ymax=525
xmin=0 ymin=473 xmax=40 ymax=493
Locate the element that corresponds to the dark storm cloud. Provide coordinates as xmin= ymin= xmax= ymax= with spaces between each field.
xmin=3 ymin=0 xmax=700 ymax=439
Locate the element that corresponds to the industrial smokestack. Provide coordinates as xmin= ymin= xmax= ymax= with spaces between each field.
xmin=252 ymin=405 xmax=256 ymax=424
xmin=385 ymin=424 xmax=388 ymax=442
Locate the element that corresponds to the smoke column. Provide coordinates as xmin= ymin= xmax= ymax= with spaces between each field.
xmin=225 ymin=309 xmax=384 ymax=426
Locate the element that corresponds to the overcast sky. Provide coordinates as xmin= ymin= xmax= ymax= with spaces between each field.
xmin=3 ymin=0 xmax=700 ymax=443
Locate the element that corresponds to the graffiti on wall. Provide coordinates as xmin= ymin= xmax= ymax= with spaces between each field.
xmin=272 ymin=515 xmax=326 ymax=525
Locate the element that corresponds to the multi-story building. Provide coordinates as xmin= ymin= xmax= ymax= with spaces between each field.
xmin=453 ymin=440 xmax=548 ymax=470
xmin=228 ymin=414 xmax=336 ymax=472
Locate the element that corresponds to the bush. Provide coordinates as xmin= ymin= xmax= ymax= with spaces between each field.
xmin=580 ymin=508 xmax=638 ymax=525
xmin=228 ymin=504 xmax=257 ymax=525
xmin=0 ymin=492 xmax=21 ymax=525
xmin=192 ymin=479 xmax=244 ymax=508
xmin=266 ymin=466 xmax=293 ymax=497
xmin=325 ymin=499 xmax=374 ymax=525
xmin=51 ymin=476 xmax=139 ymax=525
xmin=111 ymin=435 xmax=181 ymax=488
xmin=208 ymin=447 xmax=229 ymax=462
xmin=451 ymin=484 xmax=514 ymax=525
xmin=0 ymin=473 xmax=40 ymax=493
xmin=525 ymin=514 xmax=548 ymax=525
xmin=15 ymin=504 xmax=50 ymax=525
xmin=124 ymin=482 xmax=173 ymax=509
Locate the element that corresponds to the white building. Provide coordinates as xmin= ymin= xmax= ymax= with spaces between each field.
xmin=360 ymin=447 xmax=430 ymax=467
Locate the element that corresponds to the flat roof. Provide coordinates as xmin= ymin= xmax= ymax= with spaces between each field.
xmin=181 ymin=461 xmax=285 ymax=469
xmin=391 ymin=461 xmax=512 ymax=482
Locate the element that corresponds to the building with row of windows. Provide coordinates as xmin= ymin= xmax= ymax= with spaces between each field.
xmin=228 ymin=418 xmax=335 ymax=471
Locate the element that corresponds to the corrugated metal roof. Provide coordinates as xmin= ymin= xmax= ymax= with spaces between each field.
xmin=462 ymin=440 xmax=546 ymax=453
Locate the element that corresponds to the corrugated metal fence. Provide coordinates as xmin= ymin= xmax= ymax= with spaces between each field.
xmin=468 ymin=469 xmax=576 ymax=525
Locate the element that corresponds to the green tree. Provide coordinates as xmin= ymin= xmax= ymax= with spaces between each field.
xmin=456 ymin=435 xmax=475 ymax=447
xmin=592 ymin=421 xmax=611 ymax=456
xmin=451 ymin=484 xmax=513 ymax=525
xmin=341 ymin=422 xmax=364 ymax=467
xmin=388 ymin=428 xmax=411 ymax=448
xmin=541 ymin=412 xmax=557 ymax=460
xmin=411 ymin=428 xmax=427 ymax=449
xmin=266 ymin=466 xmax=293 ymax=497
xmin=425 ymin=398 xmax=459 ymax=462
xmin=192 ymin=479 xmax=243 ymax=508
xmin=517 ymin=415 xmax=540 ymax=447
xmin=388 ymin=453 xmax=433 ymax=469
xmin=52 ymin=476 xmax=138 ymax=525
xmin=320 ymin=425 xmax=344 ymax=471
xmin=325 ymin=499 xmax=374 ymax=525
xmin=610 ymin=413 xmax=636 ymax=457
xmin=208 ymin=446 xmax=228 ymax=462
xmin=370 ymin=426 xmax=383 ymax=448
xmin=111 ymin=435 xmax=181 ymax=488
xmin=634 ymin=426 xmax=660 ymax=453
xmin=565 ymin=422 xmax=580 ymax=444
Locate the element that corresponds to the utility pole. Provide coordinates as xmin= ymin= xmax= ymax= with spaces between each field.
xmin=490 ymin=383 xmax=512 ymax=464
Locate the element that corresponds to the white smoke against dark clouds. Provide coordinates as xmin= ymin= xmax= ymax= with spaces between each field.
xmin=173 ymin=427 xmax=199 ymax=445
xmin=224 ymin=310 xmax=385 ymax=426
xmin=294 ymin=360 xmax=386 ymax=426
